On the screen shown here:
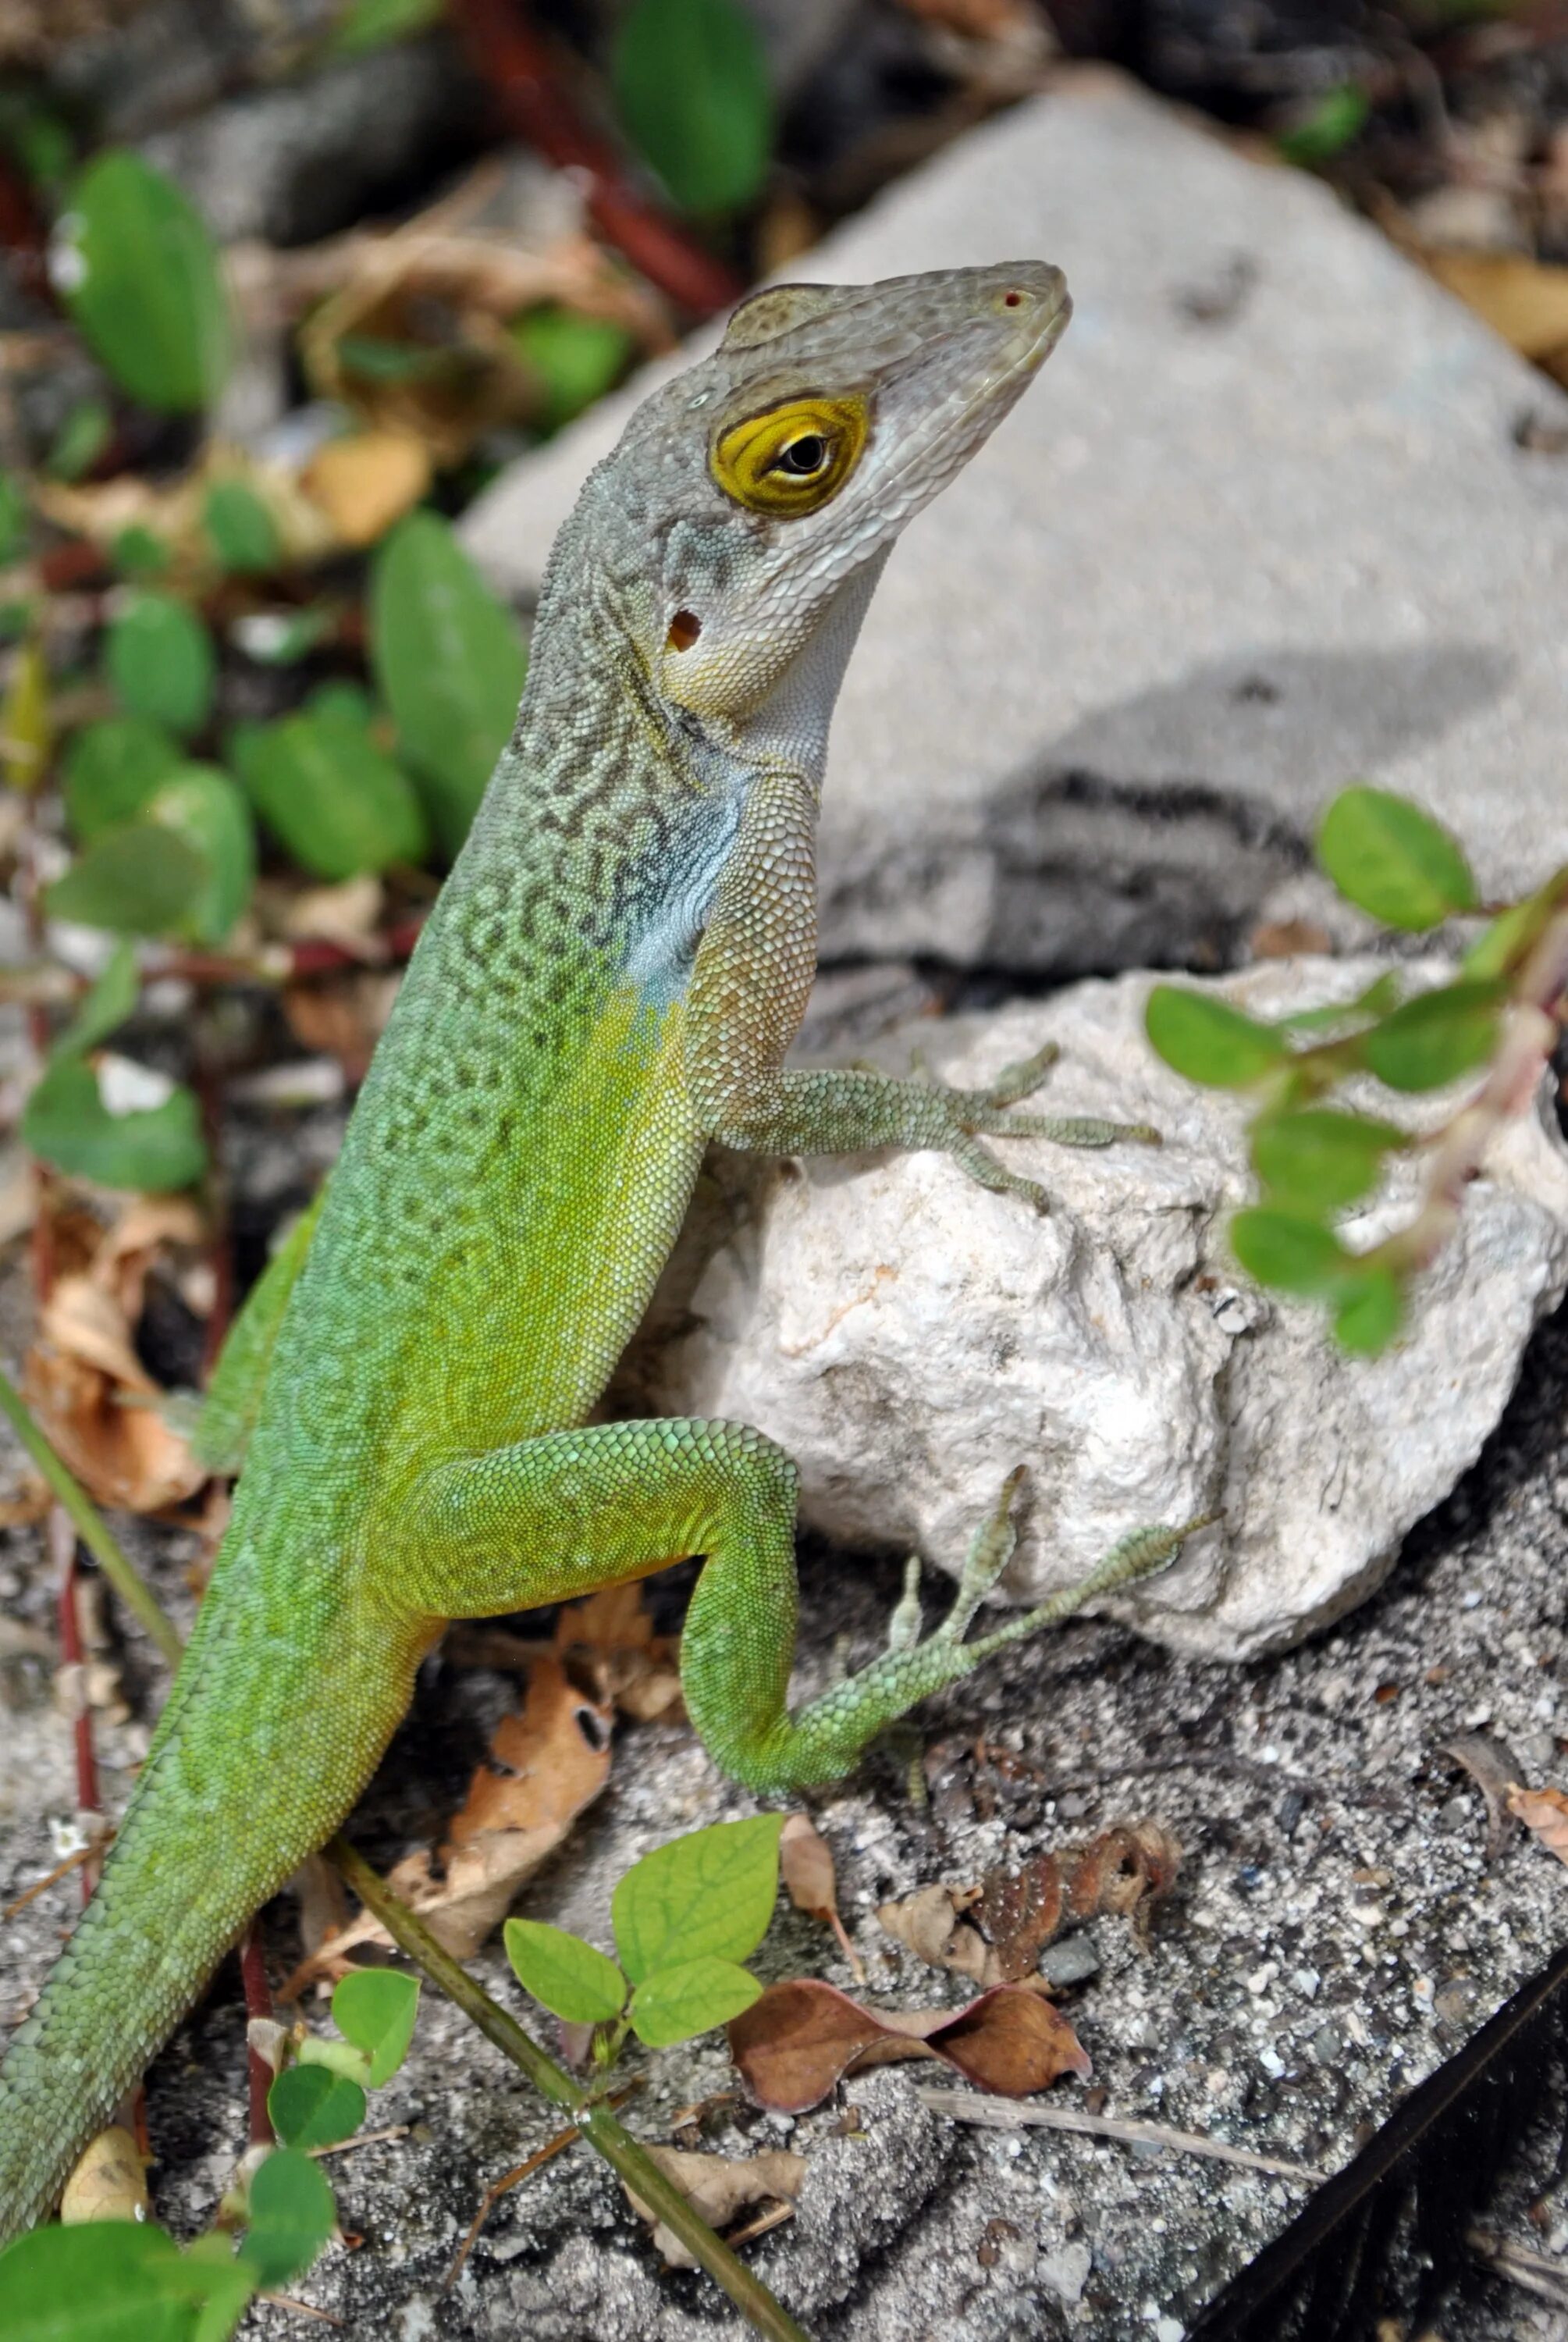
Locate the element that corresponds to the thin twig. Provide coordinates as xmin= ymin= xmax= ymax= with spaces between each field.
xmin=310 ymin=2124 xmax=410 ymax=2159
xmin=1467 ymin=2227 xmax=1568 ymax=2311
xmin=328 ymin=1836 xmax=813 ymax=2342
xmin=256 ymin=2295 xmax=345 ymax=2326
xmin=444 ymin=2087 xmax=642 ymax=2290
xmin=916 ymin=2087 xmax=1323 ymax=2184
xmin=0 ymin=1365 xmax=183 ymax=1666
xmin=240 ymin=1924 xmax=276 ymax=2147
xmin=446 ymin=0 xmax=743 ymax=316
xmin=0 ymin=1836 xmax=103 ymax=1922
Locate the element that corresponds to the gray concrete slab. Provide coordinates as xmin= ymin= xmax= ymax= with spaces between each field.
xmin=463 ymin=69 xmax=1568 ymax=973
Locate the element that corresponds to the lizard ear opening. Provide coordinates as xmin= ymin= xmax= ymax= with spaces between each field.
xmin=667 ymin=610 xmax=702 ymax=652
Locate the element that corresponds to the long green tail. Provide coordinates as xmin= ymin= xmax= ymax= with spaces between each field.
xmin=0 ymin=1569 xmax=416 ymax=2243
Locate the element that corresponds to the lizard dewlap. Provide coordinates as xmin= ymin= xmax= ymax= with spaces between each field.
xmin=0 ymin=264 xmax=1197 ymax=2241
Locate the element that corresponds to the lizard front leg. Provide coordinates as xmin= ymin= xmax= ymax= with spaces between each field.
xmin=398 ymin=1422 xmax=1195 ymax=1792
xmin=684 ymin=771 xmax=1155 ymax=1209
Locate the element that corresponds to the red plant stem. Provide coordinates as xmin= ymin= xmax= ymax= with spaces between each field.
xmin=447 ymin=0 xmax=744 ymax=316
xmin=50 ymin=1507 xmax=101 ymax=1902
xmin=239 ymin=1924 xmax=276 ymax=2146
xmin=0 ymin=155 xmax=52 ymax=305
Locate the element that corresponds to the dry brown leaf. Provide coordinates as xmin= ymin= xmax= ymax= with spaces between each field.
xmin=877 ymin=1882 xmax=997 ymax=1985
xmin=881 ymin=1821 xmax=1181 ymax=1988
xmin=622 ymin=2145 xmax=805 ymax=2269
xmin=33 ymin=445 xmax=336 ymax=573
xmin=282 ymin=875 xmax=386 ymax=945
xmin=27 ymin=1280 xmax=204 ymax=1513
xmin=553 ymin=1580 xmax=684 ymax=1725
xmin=729 ymin=1978 xmax=1090 ymax=2113
xmin=780 ymin=1814 xmax=866 ymax=1983
xmin=285 ymin=1657 xmax=612 ymax=1982
xmin=1419 ymin=250 xmax=1568 ymax=380
xmin=1443 ymin=1732 xmax=1525 ymax=1863
xmin=59 ymin=2126 xmax=148 ymax=2226
xmin=283 ymin=973 xmax=401 ymax=1085
xmin=1506 ymin=1781 xmax=1568 ymax=1867
xmin=298 ymin=430 xmax=433 ymax=549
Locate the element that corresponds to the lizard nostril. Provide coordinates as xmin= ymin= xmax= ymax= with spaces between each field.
xmin=667 ymin=610 xmax=702 ymax=651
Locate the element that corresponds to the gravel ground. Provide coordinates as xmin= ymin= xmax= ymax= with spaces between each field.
xmin=5 ymin=1258 xmax=1568 ymax=2340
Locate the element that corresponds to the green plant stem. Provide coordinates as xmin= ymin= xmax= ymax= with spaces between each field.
xmin=325 ymin=1835 xmax=813 ymax=2342
xmin=0 ymin=1362 xmax=183 ymax=1664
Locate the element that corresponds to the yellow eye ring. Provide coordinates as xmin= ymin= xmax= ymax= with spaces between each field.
xmin=711 ymin=394 xmax=869 ymax=516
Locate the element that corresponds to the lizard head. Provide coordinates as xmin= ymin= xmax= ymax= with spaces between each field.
xmin=578 ymin=262 xmax=1069 ymax=766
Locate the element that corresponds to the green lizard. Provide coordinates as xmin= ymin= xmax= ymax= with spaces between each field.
xmin=0 ymin=263 xmax=1197 ymax=2241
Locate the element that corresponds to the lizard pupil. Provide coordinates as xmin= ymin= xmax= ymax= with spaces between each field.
xmin=777 ymin=434 xmax=827 ymax=476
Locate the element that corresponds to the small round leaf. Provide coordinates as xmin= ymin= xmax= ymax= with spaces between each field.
xmin=1317 ymin=787 xmax=1477 ymax=932
xmin=1145 ymin=986 xmax=1289 ymax=1089
xmin=1361 ymin=981 xmax=1502 ymax=1094
xmin=504 ymin=1920 xmax=627 ymax=2025
xmin=1230 ymin=1207 xmax=1348 ymax=1297
xmin=105 ymin=593 xmax=215 ymax=737
xmin=331 ymin=1968 xmax=420 ymax=2088
xmin=53 ymin=151 xmax=232 ymax=414
xmin=64 ymin=716 xmax=182 ymax=841
xmin=268 ymin=2063 xmax=366 ymax=2153
xmin=628 ymin=1955 xmax=762 ymax=2049
xmin=240 ymin=2148 xmax=335 ymax=2290
xmin=1250 ymin=1109 xmax=1407 ymax=1213
xmin=1334 ymin=1265 xmax=1403 ymax=1355
xmin=612 ymin=1814 xmax=784 ymax=1986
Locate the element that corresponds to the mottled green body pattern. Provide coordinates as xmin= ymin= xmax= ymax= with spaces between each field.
xmin=0 ymin=266 xmax=1187 ymax=2240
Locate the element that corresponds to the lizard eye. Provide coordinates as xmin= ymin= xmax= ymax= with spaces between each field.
xmin=776 ymin=433 xmax=827 ymax=477
xmin=711 ymin=393 xmax=869 ymax=516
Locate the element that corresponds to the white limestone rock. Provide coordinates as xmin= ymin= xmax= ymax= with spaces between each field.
xmin=620 ymin=963 xmax=1568 ymax=1661
xmin=464 ymin=71 xmax=1568 ymax=977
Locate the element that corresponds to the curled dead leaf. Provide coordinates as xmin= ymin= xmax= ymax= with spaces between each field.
xmin=284 ymin=1656 xmax=612 ymax=1983
xmin=1442 ymin=1732 xmax=1525 ymax=1864
xmin=553 ymin=1580 xmax=684 ymax=1725
xmin=780 ymin=1814 xmax=865 ymax=1984
xmin=880 ymin=1821 xmax=1181 ymax=1988
xmin=27 ymin=1266 xmax=204 ymax=1514
xmin=728 ymin=1978 xmax=1090 ymax=2114
xmin=59 ymin=2127 xmax=149 ymax=2226
xmin=623 ymin=2144 xmax=805 ymax=2269
xmin=1506 ymin=1781 xmax=1568 ymax=1868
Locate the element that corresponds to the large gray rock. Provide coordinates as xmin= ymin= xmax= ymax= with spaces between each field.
xmin=617 ymin=961 xmax=1568 ymax=1661
xmin=464 ymin=70 xmax=1568 ymax=975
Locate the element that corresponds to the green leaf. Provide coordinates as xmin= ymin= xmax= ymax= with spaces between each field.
xmin=64 ymin=716 xmax=183 ymax=840
xmin=628 ymin=1954 xmax=762 ymax=2048
xmin=1463 ymin=891 xmax=1552 ymax=982
xmin=0 ymin=472 xmax=27 ymax=565
xmin=202 ymin=481 xmax=279 ymax=576
xmin=1277 ymin=970 xmax=1403 ymax=1034
xmin=113 ymin=525 xmax=171 ymax=578
xmin=55 ymin=939 xmax=139 ymax=1057
xmin=105 ymin=593 xmax=215 ymax=736
xmin=613 ymin=0 xmax=773 ymax=215
xmin=144 ymin=764 xmax=254 ymax=942
xmin=240 ymin=2148 xmax=335 ymax=2290
xmin=329 ymin=0 xmax=446 ymax=56
xmin=369 ymin=511 xmax=524 ymax=856
xmin=53 ymin=151 xmax=233 ymax=414
xmin=1361 ymin=980 xmax=1503 ymax=1093
xmin=510 ymin=307 xmax=636 ymax=436
xmin=1250 ymin=1108 xmax=1407 ymax=1214
xmin=1144 ymin=986 xmax=1290 ymax=1089
xmin=0 ymin=2219 xmax=254 ymax=2342
xmin=1276 ymin=82 xmax=1371 ymax=167
xmin=1334 ymin=1265 xmax=1403 ymax=1355
xmin=23 ymin=1055 xmax=206 ymax=1191
xmin=1231 ymin=1207 xmax=1348 ymax=1298
xmin=503 ymin=1919 xmax=628 ymax=2024
xmin=238 ymin=704 xmax=428 ymax=878
xmin=47 ymin=821 xmax=210 ymax=937
xmin=332 ymin=1967 xmax=420 ymax=2088
xmin=1316 ymin=787 xmax=1477 ymax=932
xmin=612 ymin=1814 xmax=784 ymax=1986
xmin=48 ymin=397 xmax=112 ymax=483
xmin=268 ymin=2062 xmax=367 ymax=2152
